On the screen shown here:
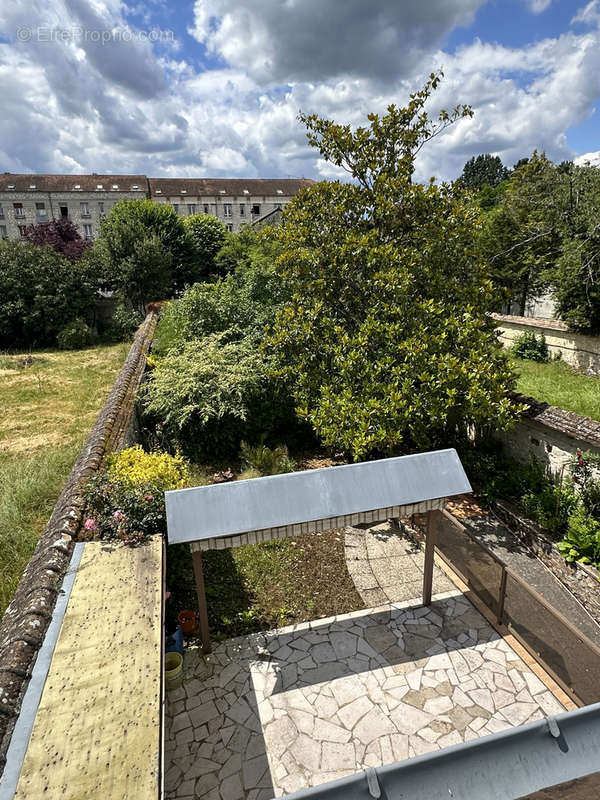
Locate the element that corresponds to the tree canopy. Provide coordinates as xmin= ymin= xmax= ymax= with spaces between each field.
xmin=268 ymin=72 xmax=518 ymax=460
xmin=459 ymin=154 xmax=509 ymax=190
xmin=24 ymin=218 xmax=91 ymax=262
xmin=94 ymin=199 xmax=193 ymax=309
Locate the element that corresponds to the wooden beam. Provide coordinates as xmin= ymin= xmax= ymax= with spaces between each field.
xmin=191 ymin=548 xmax=212 ymax=654
xmin=422 ymin=512 xmax=436 ymax=606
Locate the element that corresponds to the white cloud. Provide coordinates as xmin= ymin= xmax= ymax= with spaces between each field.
xmin=574 ymin=150 xmax=600 ymax=166
xmin=189 ymin=0 xmax=484 ymax=84
xmin=527 ymin=0 xmax=553 ymax=13
xmin=572 ymin=1 xmax=600 ymax=26
xmin=0 ymin=0 xmax=599 ymax=185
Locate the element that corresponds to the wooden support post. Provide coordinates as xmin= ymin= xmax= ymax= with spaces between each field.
xmin=191 ymin=547 xmax=212 ymax=654
xmin=422 ymin=512 xmax=436 ymax=606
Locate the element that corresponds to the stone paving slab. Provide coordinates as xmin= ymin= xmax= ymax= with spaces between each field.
xmin=345 ymin=520 xmax=456 ymax=604
xmin=165 ymin=591 xmax=565 ymax=799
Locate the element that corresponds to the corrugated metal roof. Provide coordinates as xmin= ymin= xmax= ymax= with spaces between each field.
xmin=165 ymin=449 xmax=471 ymax=545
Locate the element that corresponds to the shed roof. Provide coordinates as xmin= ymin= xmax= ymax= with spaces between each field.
xmin=165 ymin=449 xmax=471 ymax=546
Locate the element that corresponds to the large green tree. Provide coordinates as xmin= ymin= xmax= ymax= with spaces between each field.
xmin=0 ymin=240 xmax=98 ymax=347
xmin=459 ymin=153 xmax=509 ymax=190
xmin=478 ymin=154 xmax=559 ymax=314
xmin=95 ymin=199 xmax=193 ymax=309
xmin=183 ymin=214 xmax=227 ymax=276
xmin=268 ymin=73 xmax=519 ymax=460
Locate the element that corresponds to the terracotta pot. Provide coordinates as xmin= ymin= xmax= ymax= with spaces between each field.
xmin=178 ymin=609 xmax=196 ymax=635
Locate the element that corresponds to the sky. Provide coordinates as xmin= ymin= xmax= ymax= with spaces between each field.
xmin=0 ymin=0 xmax=599 ymax=183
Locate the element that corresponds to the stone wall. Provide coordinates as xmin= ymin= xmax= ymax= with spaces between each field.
xmin=493 ymin=313 xmax=600 ymax=375
xmin=495 ymin=392 xmax=600 ymax=477
xmin=0 ymin=311 xmax=157 ymax=775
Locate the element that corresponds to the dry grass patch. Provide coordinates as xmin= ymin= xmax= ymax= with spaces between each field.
xmin=0 ymin=342 xmax=130 ymax=615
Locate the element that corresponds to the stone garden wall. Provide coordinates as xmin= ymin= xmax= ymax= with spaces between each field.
xmin=493 ymin=313 xmax=600 ymax=375
xmin=0 ymin=310 xmax=157 ymax=775
xmin=495 ymin=392 xmax=600 ymax=478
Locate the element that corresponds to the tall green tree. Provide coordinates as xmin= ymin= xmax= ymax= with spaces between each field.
xmin=95 ymin=199 xmax=193 ymax=308
xmin=459 ymin=154 xmax=509 ymax=190
xmin=183 ymin=214 xmax=227 ymax=277
xmin=268 ymin=72 xmax=519 ymax=460
xmin=547 ymin=163 xmax=600 ymax=332
xmin=478 ymin=154 xmax=559 ymax=314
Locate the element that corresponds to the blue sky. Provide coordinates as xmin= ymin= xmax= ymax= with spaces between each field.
xmin=0 ymin=0 xmax=599 ymax=181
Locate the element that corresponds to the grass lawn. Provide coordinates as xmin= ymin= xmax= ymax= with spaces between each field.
xmin=167 ymin=530 xmax=364 ymax=642
xmin=0 ymin=342 xmax=130 ymax=615
xmin=513 ymin=357 xmax=600 ymax=421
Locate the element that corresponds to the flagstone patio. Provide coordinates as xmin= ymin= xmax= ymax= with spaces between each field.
xmin=165 ymin=589 xmax=566 ymax=800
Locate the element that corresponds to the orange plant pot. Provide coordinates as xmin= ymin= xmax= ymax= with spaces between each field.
xmin=178 ymin=610 xmax=196 ymax=635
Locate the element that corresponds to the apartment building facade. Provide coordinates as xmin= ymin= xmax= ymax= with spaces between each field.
xmin=0 ymin=174 xmax=313 ymax=241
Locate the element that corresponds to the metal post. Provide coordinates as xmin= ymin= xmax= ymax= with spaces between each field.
xmin=497 ymin=566 xmax=508 ymax=625
xmin=191 ymin=547 xmax=212 ymax=654
xmin=423 ymin=512 xmax=436 ymax=606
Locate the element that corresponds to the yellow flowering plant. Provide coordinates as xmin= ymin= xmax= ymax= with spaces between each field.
xmin=105 ymin=445 xmax=191 ymax=491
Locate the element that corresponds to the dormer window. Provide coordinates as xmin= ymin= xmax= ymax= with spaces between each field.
xmin=181 ymin=189 xmax=187 ymax=194
xmin=276 ymin=189 xmax=283 ymax=195
xmin=155 ymin=189 xmax=162 ymax=194
xmin=243 ymin=189 xmax=250 ymax=195
xmin=74 ymin=184 xmax=81 ymax=190
xmin=112 ymin=184 xmax=119 ymax=190
xmin=96 ymin=184 xmax=103 ymax=190
xmin=7 ymin=184 xmax=14 ymax=190
xmin=132 ymin=185 xmax=140 ymax=190
xmin=29 ymin=184 xmax=36 ymax=190
xmin=219 ymin=189 xmax=226 ymax=195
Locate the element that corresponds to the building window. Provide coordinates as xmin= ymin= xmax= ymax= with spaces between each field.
xmin=187 ymin=204 xmax=196 ymax=215
xmin=0 ymin=225 xmax=7 ymax=239
xmin=80 ymin=202 xmax=90 ymax=217
xmin=203 ymin=204 xmax=209 ymax=214
xmin=60 ymin=205 xmax=68 ymax=218
xmin=83 ymin=224 xmax=93 ymax=240
xmin=18 ymin=225 xmax=27 ymax=237
xmin=226 ymin=223 xmax=233 ymax=232
xmin=251 ymin=204 xmax=261 ymax=216
xmin=0 ymin=205 xmax=4 ymax=219
xmin=239 ymin=204 xmax=245 ymax=216
xmin=98 ymin=202 xmax=105 ymax=217
xmin=35 ymin=202 xmax=47 ymax=220
xmin=172 ymin=204 xmax=179 ymax=214
xmin=13 ymin=203 xmax=24 ymax=218
xmin=224 ymin=204 xmax=232 ymax=217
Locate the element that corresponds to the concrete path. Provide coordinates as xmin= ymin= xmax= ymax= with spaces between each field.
xmin=344 ymin=521 xmax=456 ymax=606
xmin=454 ymin=506 xmax=600 ymax=649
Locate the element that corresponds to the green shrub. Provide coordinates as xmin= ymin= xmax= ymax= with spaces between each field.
xmin=521 ymin=480 xmax=578 ymax=535
xmin=240 ymin=441 xmax=295 ymax=476
xmin=184 ymin=214 xmax=227 ymax=275
xmin=56 ymin=318 xmax=96 ymax=350
xmin=557 ymin=508 xmax=600 ymax=566
xmin=141 ymin=331 xmax=297 ymax=459
xmin=511 ymin=331 xmax=549 ymax=362
xmin=0 ymin=240 xmax=98 ymax=348
xmin=152 ymin=252 xmax=286 ymax=356
xmin=107 ymin=304 xmax=143 ymax=341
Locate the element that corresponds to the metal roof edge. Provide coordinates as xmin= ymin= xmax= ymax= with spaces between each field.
xmin=280 ymin=702 xmax=600 ymax=800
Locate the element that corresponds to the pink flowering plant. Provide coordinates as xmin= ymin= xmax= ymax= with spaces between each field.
xmin=83 ymin=472 xmax=167 ymax=546
xmin=82 ymin=446 xmax=191 ymax=546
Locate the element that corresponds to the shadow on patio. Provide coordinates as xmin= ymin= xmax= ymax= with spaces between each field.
xmin=165 ymin=590 xmax=566 ymax=800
